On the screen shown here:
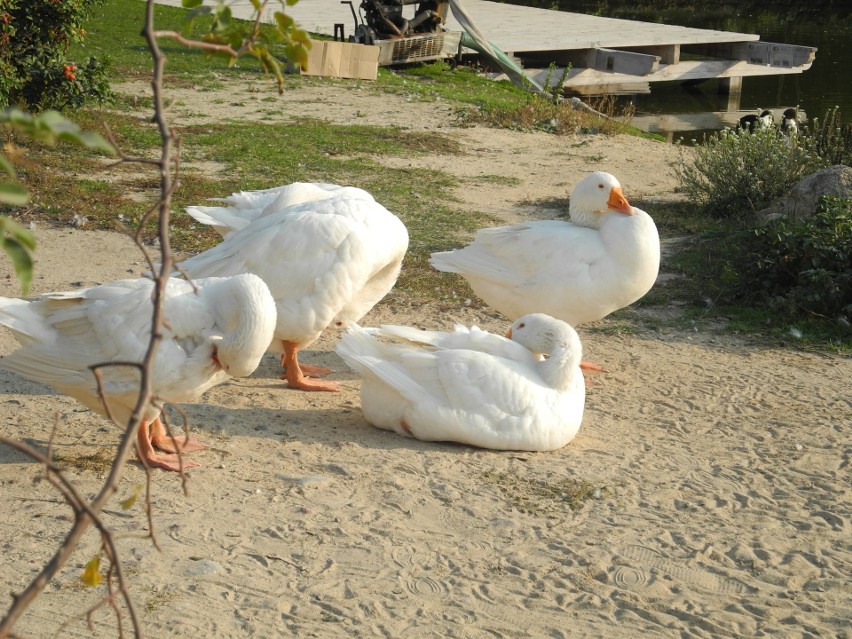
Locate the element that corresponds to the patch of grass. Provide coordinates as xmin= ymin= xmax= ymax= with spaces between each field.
xmin=6 ymin=103 xmax=495 ymax=299
xmin=53 ymin=447 xmax=116 ymax=474
xmin=482 ymin=470 xmax=608 ymax=515
xmin=71 ymin=0 xmax=274 ymax=83
xmin=583 ymin=318 xmax=637 ymax=335
xmin=634 ymin=200 xmax=719 ymax=237
xmin=471 ymin=175 xmax=523 ymax=186
xmin=460 ymin=82 xmax=649 ymax=137
xmin=661 ymin=232 xmax=851 ymax=351
xmin=144 ymin=587 xmax=176 ymax=614
xmin=383 ymin=61 xmax=532 ymax=114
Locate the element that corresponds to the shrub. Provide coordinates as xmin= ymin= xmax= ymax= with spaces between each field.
xmin=675 ymin=127 xmax=828 ymax=218
xmin=807 ymin=106 xmax=852 ymax=166
xmin=733 ymin=196 xmax=852 ymax=320
xmin=0 ymin=0 xmax=112 ymax=111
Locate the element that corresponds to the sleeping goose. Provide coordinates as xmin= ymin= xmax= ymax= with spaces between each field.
xmin=0 ymin=274 xmax=277 ymax=471
xmin=430 ymin=171 xmax=660 ymax=327
xmin=180 ymin=182 xmax=409 ymax=391
xmin=336 ymin=313 xmax=586 ymax=451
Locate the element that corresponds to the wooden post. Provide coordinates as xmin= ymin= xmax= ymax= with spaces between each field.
xmin=719 ymin=76 xmax=742 ymax=111
xmin=718 ymin=76 xmax=742 ymax=94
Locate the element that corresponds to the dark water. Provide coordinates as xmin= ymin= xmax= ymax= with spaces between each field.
xmin=508 ymin=1 xmax=852 ymax=142
xmin=626 ymin=11 xmax=851 ymax=142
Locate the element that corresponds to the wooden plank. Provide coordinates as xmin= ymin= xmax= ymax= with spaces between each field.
xmin=589 ymin=48 xmax=660 ymax=75
xmin=522 ymin=47 xmax=659 ymax=75
xmin=255 ymin=0 xmax=761 ymax=54
xmin=625 ymin=44 xmax=680 ymax=65
xmin=685 ymin=41 xmax=817 ymax=67
xmin=438 ymin=1 xmax=760 ymax=53
xmin=525 ymin=57 xmax=814 ymax=92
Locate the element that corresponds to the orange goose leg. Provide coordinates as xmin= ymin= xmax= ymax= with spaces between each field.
xmin=150 ymin=416 xmax=208 ymax=453
xmin=136 ymin=416 xmax=200 ymax=472
xmin=280 ymin=340 xmax=338 ymax=391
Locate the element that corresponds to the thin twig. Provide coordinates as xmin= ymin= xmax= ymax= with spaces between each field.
xmin=0 ymin=0 xmax=292 ymax=635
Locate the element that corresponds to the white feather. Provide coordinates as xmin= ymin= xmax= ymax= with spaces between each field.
xmin=179 ymin=182 xmax=408 ymax=358
xmin=430 ymin=172 xmax=660 ymax=325
xmin=0 ymin=274 xmax=277 ymax=425
xmin=337 ymin=314 xmax=586 ymax=451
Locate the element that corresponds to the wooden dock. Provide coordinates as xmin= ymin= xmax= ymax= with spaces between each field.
xmin=156 ymin=0 xmax=817 ymax=95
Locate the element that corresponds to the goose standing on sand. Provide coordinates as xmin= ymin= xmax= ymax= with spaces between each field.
xmin=0 ymin=274 xmax=277 ymax=472
xmin=430 ymin=171 xmax=660 ymax=327
xmin=336 ymin=313 xmax=586 ymax=451
xmin=181 ymin=182 xmax=409 ymax=391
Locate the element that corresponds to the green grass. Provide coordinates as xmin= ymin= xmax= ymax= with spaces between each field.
xmin=656 ymin=231 xmax=851 ymax=351
xmin=73 ymin=0 xmax=274 ymax=82
xmin=481 ymin=470 xmax=609 ymax=515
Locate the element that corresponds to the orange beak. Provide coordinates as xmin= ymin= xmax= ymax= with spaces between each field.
xmin=505 ymin=328 xmax=513 ymax=339
xmin=607 ymin=186 xmax=634 ymax=215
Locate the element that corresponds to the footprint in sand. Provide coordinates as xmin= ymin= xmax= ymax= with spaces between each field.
xmin=615 ymin=545 xmax=753 ymax=595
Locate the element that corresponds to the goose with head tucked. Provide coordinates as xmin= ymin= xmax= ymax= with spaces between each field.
xmin=430 ymin=171 xmax=660 ymax=328
xmin=180 ymin=182 xmax=409 ymax=391
xmin=336 ymin=313 xmax=586 ymax=451
xmin=0 ymin=274 xmax=277 ymax=471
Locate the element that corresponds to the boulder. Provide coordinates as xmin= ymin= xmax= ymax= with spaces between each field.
xmin=756 ymin=164 xmax=852 ymax=224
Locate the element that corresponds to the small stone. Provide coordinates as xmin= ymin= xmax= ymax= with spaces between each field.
xmin=183 ymin=559 xmax=222 ymax=576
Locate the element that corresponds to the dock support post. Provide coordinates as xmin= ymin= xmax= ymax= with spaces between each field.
xmin=718 ymin=76 xmax=742 ymax=95
xmin=718 ymin=76 xmax=742 ymax=111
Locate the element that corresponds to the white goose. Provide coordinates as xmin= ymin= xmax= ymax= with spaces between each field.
xmin=430 ymin=171 xmax=660 ymax=327
xmin=187 ymin=182 xmax=375 ymax=237
xmin=180 ymin=182 xmax=409 ymax=392
xmin=0 ymin=274 xmax=277 ymax=472
xmin=336 ymin=313 xmax=586 ymax=451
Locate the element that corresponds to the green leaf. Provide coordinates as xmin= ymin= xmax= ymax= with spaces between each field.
xmin=81 ymin=555 xmax=102 ymax=587
xmin=1 ymin=108 xmax=117 ymax=156
xmin=1 ymin=216 xmax=35 ymax=295
xmin=120 ymin=484 xmax=144 ymax=510
xmin=1 ymin=216 xmax=36 ymax=250
xmin=185 ymin=5 xmax=212 ymax=21
xmin=0 ymin=236 xmax=34 ymax=296
xmin=182 ymin=0 xmax=203 ymax=7
xmin=274 ymin=11 xmax=294 ymax=31
xmin=0 ymin=183 xmax=29 ymax=206
xmin=0 ymin=155 xmax=15 ymax=177
xmin=73 ymin=131 xmax=119 ymax=157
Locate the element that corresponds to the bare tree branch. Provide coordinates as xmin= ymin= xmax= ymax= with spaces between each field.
xmin=0 ymin=1 xmax=306 ymax=635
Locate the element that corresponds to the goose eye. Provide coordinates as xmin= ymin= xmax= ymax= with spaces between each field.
xmin=598 ymin=184 xmax=604 ymax=189
xmin=517 ymin=322 xmax=525 ymax=329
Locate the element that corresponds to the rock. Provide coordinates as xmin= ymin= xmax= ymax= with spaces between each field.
xmin=756 ymin=165 xmax=852 ymax=224
xmin=183 ymin=558 xmax=222 ymax=576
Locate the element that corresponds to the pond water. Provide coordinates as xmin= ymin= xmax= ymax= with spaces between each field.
xmin=525 ymin=2 xmax=852 ymax=142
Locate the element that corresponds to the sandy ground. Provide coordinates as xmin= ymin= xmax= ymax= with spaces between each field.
xmin=1 ymin=78 xmax=850 ymax=638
